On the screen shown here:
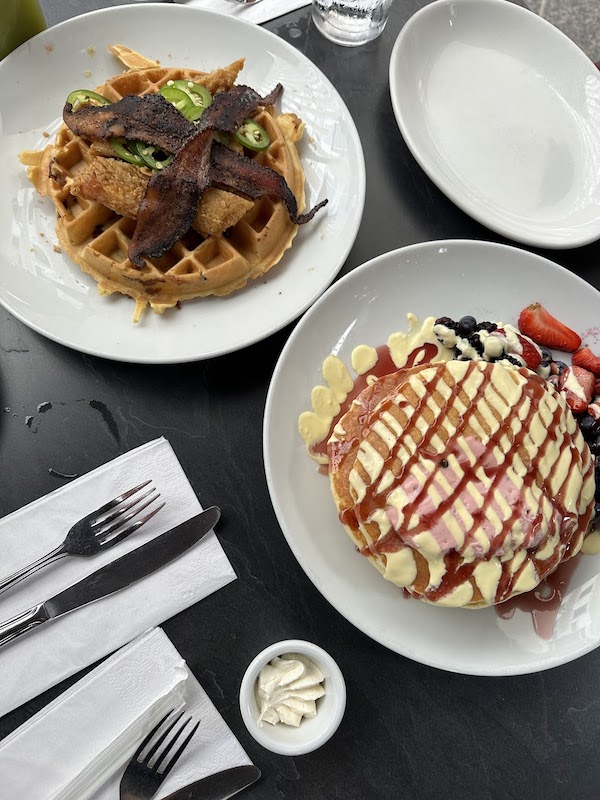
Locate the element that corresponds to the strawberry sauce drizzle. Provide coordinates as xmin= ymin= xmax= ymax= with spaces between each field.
xmin=357 ymin=364 xmax=587 ymax=604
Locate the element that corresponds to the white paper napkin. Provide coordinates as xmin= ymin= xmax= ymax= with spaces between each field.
xmin=178 ymin=0 xmax=311 ymax=25
xmin=0 ymin=438 xmax=236 ymax=718
xmin=0 ymin=628 xmax=252 ymax=800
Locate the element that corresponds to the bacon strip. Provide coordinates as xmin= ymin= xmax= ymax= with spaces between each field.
xmin=128 ymin=85 xmax=292 ymax=264
xmin=129 ymin=129 xmax=214 ymax=266
xmin=210 ymin=142 xmax=328 ymax=224
xmin=63 ymin=94 xmax=194 ymax=153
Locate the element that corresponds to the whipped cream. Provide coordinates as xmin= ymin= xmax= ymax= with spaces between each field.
xmin=256 ymin=653 xmax=325 ymax=727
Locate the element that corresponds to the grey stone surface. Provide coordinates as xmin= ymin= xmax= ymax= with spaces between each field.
xmin=533 ymin=0 xmax=600 ymax=62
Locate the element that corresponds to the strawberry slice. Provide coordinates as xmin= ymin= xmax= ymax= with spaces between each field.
xmin=572 ymin=347 xmax=600 ymax=377
xmin=493 ymin=328 xmax=541 ymax=371
xmin=516 ymin=335 xmax=541 ymax=371
xmin=558 ymin=365 xmax=594 ymax=413
xmin=518 ymin=303 xmax=581 ymax=352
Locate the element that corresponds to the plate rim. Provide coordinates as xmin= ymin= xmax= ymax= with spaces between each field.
xmin=0 ymin=2 xmax=366 ymax=364
xmin=388 ymin=0 xmax=600 ymax=250
xmin=263 ymin=237 xmax=600 ymax=676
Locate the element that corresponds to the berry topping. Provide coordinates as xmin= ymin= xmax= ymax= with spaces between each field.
xmin=435 ymin=317 xmax=456 ymax=329
xmin=477 ymin=321 xmax=498 ymax=333
xmin=558 ymin=365 xmax=594 ymax=414
xmin=578 ymin=412 xmax=600 ymax=443
xmin=572 ymin=347 xmax=600 ymax=377
xmin=517 ymin=303 xmax=582 ymax=352
xmin=517 ymin=336 xmax=542 ymax=371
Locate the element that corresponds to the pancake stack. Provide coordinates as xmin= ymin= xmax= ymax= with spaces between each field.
xmin=328 ymin=359 xmax=595 ymax=608
xmin=19 ymin=48 xmax=308 ymax=321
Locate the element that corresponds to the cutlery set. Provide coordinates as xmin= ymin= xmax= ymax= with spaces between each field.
xmin=0 ymin=489 xmax=249 ymax=799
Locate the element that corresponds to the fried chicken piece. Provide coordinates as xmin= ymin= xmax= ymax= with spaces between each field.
xmin=69 ymin=156 xmax=253 ymax=238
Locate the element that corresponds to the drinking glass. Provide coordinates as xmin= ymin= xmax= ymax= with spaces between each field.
xmin=312 ymin=0 xmax=394 ymax=47
xmin=0 ymin=0 xmax=46 ymax=61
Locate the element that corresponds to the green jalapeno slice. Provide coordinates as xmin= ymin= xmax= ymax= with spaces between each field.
xmin=234 ymin=119 xmax=270 ymax=151
xmin=66 ymin=89 xmax=110 ymax=111
xmin=159 ymin=85 xmax=195 ymax=114
xmin=132 ymin=141 xmax=175 ymax=170
xmin=110 ymin=137 xmax=145 ymax=166
xmin=169 ymin=80 xmax=212 ymax=112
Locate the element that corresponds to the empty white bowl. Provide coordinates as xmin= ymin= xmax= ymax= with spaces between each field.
xmin=239 ymin=639 xmax=346 ymax=756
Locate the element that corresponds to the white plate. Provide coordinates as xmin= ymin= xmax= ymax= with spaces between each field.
xmin=389 ymin=0 xmax=600 ymax=249
xmin=264 ymin=239 xmax=600 ymax=676
xmin=0 ymin=4 xmax=364 ymax=363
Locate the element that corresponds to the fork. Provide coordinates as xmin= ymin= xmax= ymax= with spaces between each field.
xmin=0 ymin=481 xmax=164 ymax=597
xmin=120 ymin=710 xmax=201 ymax=800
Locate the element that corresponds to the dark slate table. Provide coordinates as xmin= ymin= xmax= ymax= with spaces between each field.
xmin=2 ymin=2 xmax=600 ymax=799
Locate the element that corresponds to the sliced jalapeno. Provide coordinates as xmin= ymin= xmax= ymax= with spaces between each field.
xmin=159 ymin=85 xmax=195 ymax=114
xmin=234 ymin=119 xmax=270 ymax=152
xmin=66 ymin=89 xmax=110 ymax=111
xmin=132 ymin=141 xmax=174 ymax=171
xmin=169 ymin=80 xmax=212 ymax=112
xmin=110 ymin=137 xmax=145 ymax=166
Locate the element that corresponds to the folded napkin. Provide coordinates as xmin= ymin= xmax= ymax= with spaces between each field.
xmin=178 ymin=0 xmax=311 ymax=25
xmin=0 ymin=628 xmax=252 ymax=800
xmin=0 ymin=438 xmax=236 ymax=718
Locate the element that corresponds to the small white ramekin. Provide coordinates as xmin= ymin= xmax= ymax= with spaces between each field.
xmin=239 ymin=639 xmax=346 ymax=756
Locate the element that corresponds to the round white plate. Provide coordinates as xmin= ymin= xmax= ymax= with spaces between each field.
xmin=264 ymin=239 xmax=600 ymax=676
xmin=0 ymin=4 xmax=364 ymax=363
xmin=389 ymin=0 xmax=600 ymax=249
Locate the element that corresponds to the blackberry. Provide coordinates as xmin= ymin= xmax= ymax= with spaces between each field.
xmin=458 ymin=315 xmax=478 ymax=336
xmin=467 ymin=333 xmax=484 ymax=355
xmin=504 ymin=355 xmax=522 ymax=367
xmin=478 ymin=321 xmax=498 ymax=333
xmin=578 ymin=413 xmax=600 ymax=443
xmin=435 ymin=317 xmax=457 ymax=330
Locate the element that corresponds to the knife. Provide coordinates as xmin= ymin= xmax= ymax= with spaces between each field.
xmin=162 ymin=766 xmax=261 ymax=800
xmin=0 ymin=506 xmax=220 ymax=649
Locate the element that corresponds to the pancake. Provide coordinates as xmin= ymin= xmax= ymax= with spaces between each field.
xmin=327 ymin=364 xmax=433 ymax=575
xmin=331 ymin=359 xmax=596 ymax=608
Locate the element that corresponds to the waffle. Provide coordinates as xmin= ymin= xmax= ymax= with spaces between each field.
xmin=19 ymin=49 xmax=308 ymax=321
xmin=329 ymin=360 xmax=596 ymax=608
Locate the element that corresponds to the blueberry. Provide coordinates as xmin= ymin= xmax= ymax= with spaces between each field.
xmin=478 ymin=321 xmax=498 ymax=333
xmin=458 ymin=315 xmax=478 ymax=336
xmin=551 ymin=360 xmax=568 ymax=376
xmin=595 ymin=500 xmax=600 ymax=519
xmin=579 ymin=413 xmax=600 ymax=443
xmin=591 ymin=442 xmax=600 ymax=456
xmin=540 ymin=348 xmax=553 ymax=362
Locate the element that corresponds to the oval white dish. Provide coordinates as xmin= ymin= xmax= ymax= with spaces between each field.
xmin=389 ymin=0 xmax=600 ymax=249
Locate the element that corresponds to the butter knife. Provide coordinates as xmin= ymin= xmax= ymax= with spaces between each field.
xmin=0 ymin=506 xmax=220 ymax=648
xmin=162 ymin=766 xmax=261 ymax=800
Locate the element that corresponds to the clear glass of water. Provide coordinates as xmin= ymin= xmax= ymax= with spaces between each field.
xmin=312 ymin=0 xmax=394 ymax=47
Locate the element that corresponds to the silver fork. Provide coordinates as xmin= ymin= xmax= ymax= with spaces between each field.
xmin=0 ymin=481 xmax=164 ymax=597
xmin=120 ymin=710 xmax=201 ymax=800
